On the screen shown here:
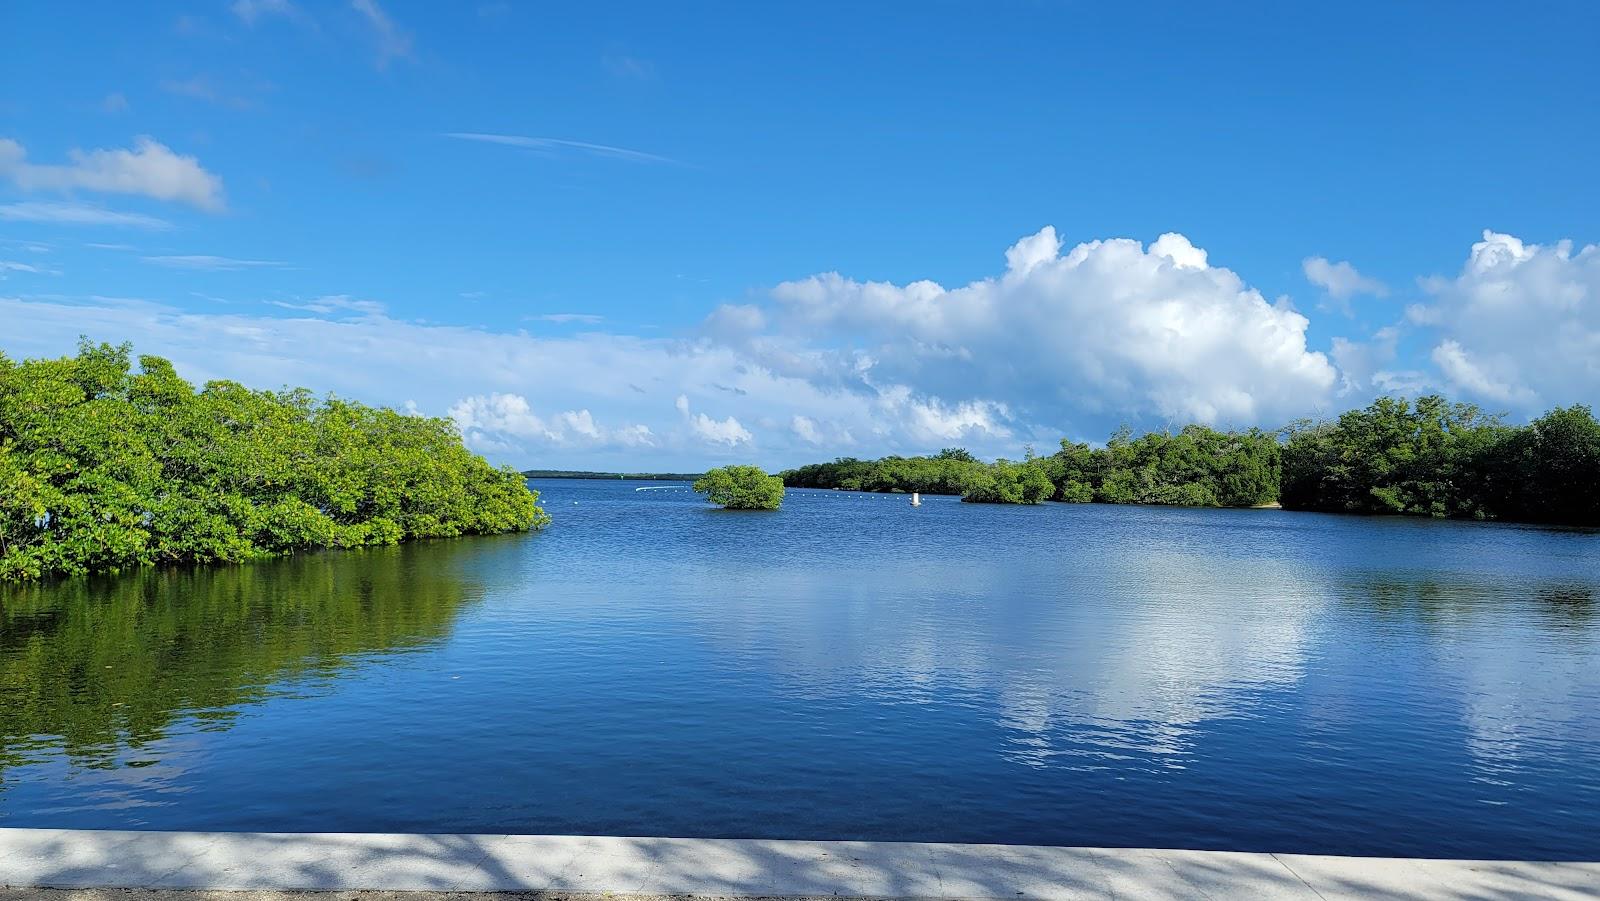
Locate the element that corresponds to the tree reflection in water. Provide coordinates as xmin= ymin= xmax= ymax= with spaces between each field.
xmin=0 ymin=542 xmax=483 ymax=775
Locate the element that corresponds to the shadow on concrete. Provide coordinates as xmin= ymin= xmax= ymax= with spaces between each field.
xmin=3 ymin=829 xmax=1597 ymax=900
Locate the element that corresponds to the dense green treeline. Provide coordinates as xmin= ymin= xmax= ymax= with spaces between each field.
xmin=1281 ymin=396 xmax=1600 ymax=524
xmin=1 ymin=341 xmax=547 ymax=581
xmin=781 ymin=447 xmax=986 ymax=496
xmin=960 ymin=458 xmax=1056 ymax=505
xmin=781 ymin=427 xmax=1279 ymax=508
xmin=1046 ymin=426 xmax=1280 ymax=507
xmin=522 ymin=469 xmax=703 ymax=481
xmin=782 ymin=396 xmax=1600 ymax=524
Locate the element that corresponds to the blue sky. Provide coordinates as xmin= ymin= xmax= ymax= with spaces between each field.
xmin=3 ymin=1 xmax=1598 ymax=469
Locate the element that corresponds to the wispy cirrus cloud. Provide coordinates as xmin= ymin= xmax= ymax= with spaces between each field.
xmin=528 ymin=312 xmax=604 ymax=324
xmin=444 ymin=133 xmax=680 ymax=165
xmin=351 ymin=0 xmax=413 ymax=69
xmin=0 ymin=201 xmax=171 ymax=229
xmin=231 ymin=0 xmax=311 ymax=26
xmin=142 ymin=254 xmax=288 ymax=271
xmin=602 ymin=53 xmax=657 ymax=82
xmin=265 ymin=295 xmax=384 ymax=316
xmin=160 ymin=75 xmax=260 ymax=110
xmin=0 ymin=260 xmax=57 ymax=276
xmin=0 ymin=137 xmax=225 ymax=211
xmin=1 ymin=239 xmax=52 ymax=253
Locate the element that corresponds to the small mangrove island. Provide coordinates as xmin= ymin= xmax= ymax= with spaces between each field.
xmin=782 ymin=395 xmax=1600 ymax=525
xmin=0 ymin=341 xmax=547 ymax=581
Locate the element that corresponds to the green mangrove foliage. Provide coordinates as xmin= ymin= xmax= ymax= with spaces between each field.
xmin=960 ymin=458 xmax=1055 ymax=505
xmin=0 ymin=341 xmax=548 ymax=581
xmin=0 ymin=543 xmax=478 ymax=772
xmin=1281 ymin=396 xmax=1600 ymax=524
xmin=693 ymin=465 xmax=785 ymax=510
xmin=783 ymin=428 xmax=1278 ymax=508
xmin=1477 ymin=404 xmax=1600 ymax=525
xmin=781 ymin=447 xmax=986 ymax=495
xmin=521 ymin=469 xmax=704 ymax=481
xmin=783 ymin=396 xmax=1600 ymax=524
xmin=1045 ymin=426 xmax=1281 ymax=507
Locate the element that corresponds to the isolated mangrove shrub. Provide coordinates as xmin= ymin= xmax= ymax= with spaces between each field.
xmin=693 ymin=465 xmax=784 ymax=510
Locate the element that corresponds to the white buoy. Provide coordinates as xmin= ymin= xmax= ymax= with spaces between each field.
xmin=911 ymin=491 xmax=922 ymax=507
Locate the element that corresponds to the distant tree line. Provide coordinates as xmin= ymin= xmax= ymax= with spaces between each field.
xmin=781 ymin=395 xmax=1600 ymax=524
xmin=1 ymin=341 xmax=548 ymax=581
xmin=522 ymin=470 xmax=704 ymax=481
xmin=781 ymin=447 xmax=986 ymax=496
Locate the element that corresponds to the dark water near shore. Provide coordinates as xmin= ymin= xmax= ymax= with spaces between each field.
xmin=2 ymin=479 xmax=1598 ymax=859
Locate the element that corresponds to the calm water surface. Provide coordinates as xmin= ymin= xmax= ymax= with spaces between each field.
xmin=2 ymin=479 xmax=1598 ymax=859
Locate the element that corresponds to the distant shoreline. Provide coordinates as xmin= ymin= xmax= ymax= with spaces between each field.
xmin=523 ymin=470 xmax=704 ymax=481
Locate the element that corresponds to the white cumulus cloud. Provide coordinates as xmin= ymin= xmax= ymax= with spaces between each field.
xmin=1430 ymin=339 xmax=1536 ymax=406
xmin=791 ymin=415 xmax=821 ymax=445
xmin=675 ymin=394 xmax=752 ymax=446
xmin=738 ymin=226 xmax=1338 ymax=429
xmin=690 ymin=413 xmax=752 ymax=446
xmin=1328 ymin=326 xmax=1430 ymax=398
xmin=1409 ymin=230 xmax=1600 ymax=411
xmin=0 ymin=137 xmax=224 ymax=211
xmin=1303 ymin=256 xmax=1388 ymax=301
xmin=449 ymin=393 xmax=654 ymax=451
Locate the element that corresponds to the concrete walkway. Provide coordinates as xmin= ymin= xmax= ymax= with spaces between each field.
xmin=0 ymin=829 xmax=1595 ymax=900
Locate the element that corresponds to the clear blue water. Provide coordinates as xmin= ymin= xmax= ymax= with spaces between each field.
xmin=2 ymin=479 xmax=1598 ymax=860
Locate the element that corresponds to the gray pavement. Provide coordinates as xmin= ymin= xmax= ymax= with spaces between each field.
xmin=0 ymin=828 xmax=1595 ymax=899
